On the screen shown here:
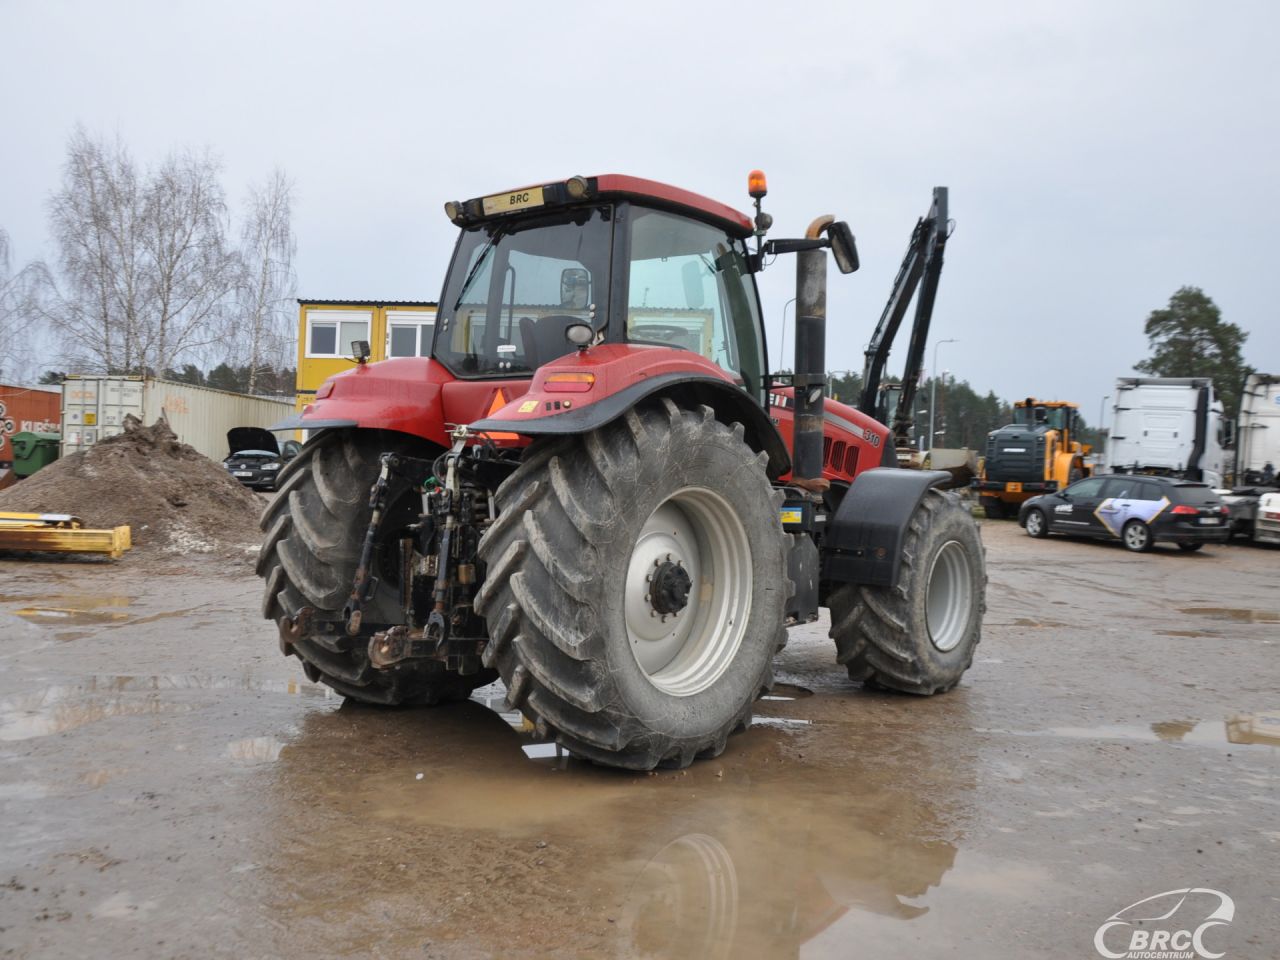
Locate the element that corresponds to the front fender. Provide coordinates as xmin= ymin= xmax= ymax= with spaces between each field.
xmin=468 ymin=344 xmax=791 ymax=479
xmin=822 ymin=468 xmax=951 ymax=589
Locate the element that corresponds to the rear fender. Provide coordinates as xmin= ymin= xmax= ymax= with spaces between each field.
xmin=469 ymin=344 xmax=791 ymax=479
xmin=270 ymin=358 xmax=457 ymax=447
xmin=821 ymin=468 xmax=951 ymax=590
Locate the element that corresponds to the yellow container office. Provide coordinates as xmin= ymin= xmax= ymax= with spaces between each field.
xmin=295 ymin=300 xmax=438 ymax=417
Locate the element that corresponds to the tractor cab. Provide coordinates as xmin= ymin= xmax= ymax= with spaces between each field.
xmin=434 ymin=175 xmax=769 ymax=406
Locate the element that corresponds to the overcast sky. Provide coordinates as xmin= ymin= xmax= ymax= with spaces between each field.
xmin=2 ymin=1 xmax=1277 ymax=425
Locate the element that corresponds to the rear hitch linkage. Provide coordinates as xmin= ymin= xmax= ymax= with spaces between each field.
xmin=350 ymin=426 xmax=495 ymax=675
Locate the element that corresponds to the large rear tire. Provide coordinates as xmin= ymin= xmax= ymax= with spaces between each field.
xmin=828 ymin=489 xmax=986 ymax=694
xmin=258 ymin=429 xmax=495 ymax=705
xmin=474 ymin=401 xmax=790 ymax=770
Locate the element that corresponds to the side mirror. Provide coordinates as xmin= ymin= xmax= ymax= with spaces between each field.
xmin=680 ymin=260 xmax=706 ymax=309
xmin=281 ymin=440 xmax=301 ymax=461
xmin=560 ymin=268 xmax=590 ymax=309
xmin=827 ymin=221 xmax=859 ymax=274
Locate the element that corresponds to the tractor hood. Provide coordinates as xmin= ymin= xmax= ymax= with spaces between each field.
xmin=227 ymin=427 xmax=280 ymax=456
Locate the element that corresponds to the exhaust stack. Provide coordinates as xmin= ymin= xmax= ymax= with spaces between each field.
xmin=793 ymin=215 xmax=834 ymax=485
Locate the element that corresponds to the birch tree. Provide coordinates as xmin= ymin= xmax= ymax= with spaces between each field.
xmin=44 ymin=129 xmax=146 ymax=372
xmin=0 ymin=228 xmax=49 ymax=381
xmin=236 ymin=170 xmax=296 ymax=394
xmin=43 ymin=128 xmax=238 ymax=374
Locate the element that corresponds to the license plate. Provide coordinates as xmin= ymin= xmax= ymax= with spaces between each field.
xmin=233 ymin=471 xmax=253 ymax=478
xmin=1198 ymin=517 xmax=1220 ymax=525
xmin=482 ymin=186 xmax=545 ymax=216
xmin=1006 ymin=482 xmax=1022 ymax=493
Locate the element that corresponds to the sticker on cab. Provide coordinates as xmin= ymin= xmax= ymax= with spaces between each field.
xmin=482 ymin=186 xmax=546 ymax=216
xmin=518 ymin=400 xmax=538 ymax=414
xmin=779 ymin=508 xmax=803 ymax=525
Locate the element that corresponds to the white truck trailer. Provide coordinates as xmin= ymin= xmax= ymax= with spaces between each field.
xmin=1105 ymin=377 xmax=1228 ymax=488
xmin=1224 ymin=373 xmax=1280 ymax=542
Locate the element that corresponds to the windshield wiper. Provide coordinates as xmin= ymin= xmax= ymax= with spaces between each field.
xmin=451 ymin=225 xmax=507 ymax=312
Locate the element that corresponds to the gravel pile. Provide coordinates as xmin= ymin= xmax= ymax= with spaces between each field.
xmin=0 ymin=415 xmax=264 ymax=558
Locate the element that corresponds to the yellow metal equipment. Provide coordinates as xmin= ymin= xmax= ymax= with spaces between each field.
xmin=972 ymin=399 xmax=1092 ymax=518
xmin=0 ymin=512 xmax=132 ymax=558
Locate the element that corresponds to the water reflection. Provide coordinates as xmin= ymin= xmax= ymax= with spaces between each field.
xmin=261 ymin=695 xmax=970 ymax=959
xmin=0 ymin=675 xmax=332 ymax=742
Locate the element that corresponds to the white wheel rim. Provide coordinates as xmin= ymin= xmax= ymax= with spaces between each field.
xmin=1027 ymin=512 xmax=1043 ymax=536
xmin=925 ymin=540 xmax=973 ymax=653
xmin=624 ymin=487 xmax=752 ymax=697
xmin=1125 ymin=524 xmax=1147 ymax=549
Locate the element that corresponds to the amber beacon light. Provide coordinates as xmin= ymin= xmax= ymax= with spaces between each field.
xmin=747 ymin=169 xmax=768 ymax=199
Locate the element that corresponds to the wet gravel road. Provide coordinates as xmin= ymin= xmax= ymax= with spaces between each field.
xmin=1 ymin=521 xmax=1277 ymax=959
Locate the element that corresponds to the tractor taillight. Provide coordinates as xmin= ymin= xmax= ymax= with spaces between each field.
xmin=545 ymin=373 xmax=595 ymax=393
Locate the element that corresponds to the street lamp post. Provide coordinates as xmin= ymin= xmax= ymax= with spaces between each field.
xmin=928 ymin=339 xmax=958 ymax=452
xmin=1098 ymin=394 xmax=1109 ymax=457
xmin=779 ymin=297 xmax=797 ymax=371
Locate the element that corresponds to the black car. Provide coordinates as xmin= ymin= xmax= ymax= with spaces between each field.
xmin=1018 ymin=474 xmax=1230 ymax=552
xmin=223 ymin=427 xmax=299 ymax=492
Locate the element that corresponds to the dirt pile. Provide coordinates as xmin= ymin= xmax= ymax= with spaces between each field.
xmin=0 ymin=415 xmax=264 ymax=557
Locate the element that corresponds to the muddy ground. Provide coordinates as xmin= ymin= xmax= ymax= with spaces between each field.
xmin=0 ymin=520 xmax=1276 ymax=959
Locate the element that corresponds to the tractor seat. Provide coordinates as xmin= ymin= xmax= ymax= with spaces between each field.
xmin=519 ymin=315 xmax=580 ymax=368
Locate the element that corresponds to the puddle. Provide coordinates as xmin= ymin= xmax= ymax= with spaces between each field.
xmin=1178 ymin=606 xmax=1280 ymax=623
xmin=0 ymin=691 xmax=193 ymax=741
xmin=12 ymin=595 xmax=132 ymax=627
xmin=266 ymin=699 xmax=980 ymax=959
xmin=226 ymin=737 xmax=285 ymax=763
xmin=0 ymin=675 xmax=333 ymax=741
xmin=979 ymin=713 xmax=1280 ymax=748
xmin=1156 ymin=630 xmax=1220 ymax=638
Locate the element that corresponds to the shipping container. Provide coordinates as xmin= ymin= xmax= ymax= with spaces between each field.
xmin=0 ymin=384 xmax=61 ymax=468
xmin=60 ymin=376 xmax=294 ymax=463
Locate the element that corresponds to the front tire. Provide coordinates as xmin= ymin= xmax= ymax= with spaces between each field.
xmin=829 ymin=489 xmax=986 ymax=694
xmin=258 ymin=429 xmax=495 ymax=705
xmin=1177 ymin=542 xmax=1204 ymax=553
xmin=1024 ymin=508 xmax=1049 ymax=538
xmin=474 ymin=401 xmax=789 ymax=770
xmin=1122 ymin=519 xmax=1153 ymax=553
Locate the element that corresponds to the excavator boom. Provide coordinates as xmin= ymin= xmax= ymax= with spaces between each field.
xmin=857 ymin=188 xmax=950 ymax=448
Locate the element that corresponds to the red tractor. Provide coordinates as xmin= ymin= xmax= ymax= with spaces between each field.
xmin=260 ymin=173 xmax=985 ymax=770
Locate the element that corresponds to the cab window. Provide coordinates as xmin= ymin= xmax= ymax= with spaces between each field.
xmin=434 ymin=206 xmax=611 ymax=377
xmin=626 ymin=208 xmax=765 ymax=398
